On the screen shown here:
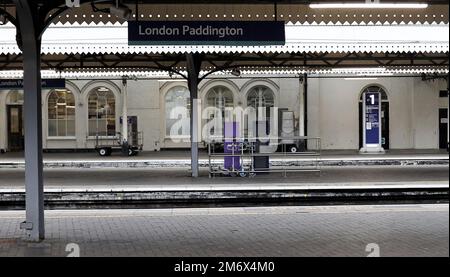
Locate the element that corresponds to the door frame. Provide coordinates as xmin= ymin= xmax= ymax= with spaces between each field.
xmin=359 ymin=98 xmax=390 ymax=149
xmin=438 ymin=108 xmax=448 ymax=150
xmin=6 ymin=104 xmax=24 ymax=151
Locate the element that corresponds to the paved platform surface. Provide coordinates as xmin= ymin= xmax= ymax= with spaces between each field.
xmin=0 ymin=149 xmax=447 ymax=169
xmin=0 ymin=204 xmax=448 ymax=257
xmin=0 ymin=166 xmax=448 ymax=192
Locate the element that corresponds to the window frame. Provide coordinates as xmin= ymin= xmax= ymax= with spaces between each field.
xmin=86 ymin=87 xmax=117 ymax=138
xmin=47 ymin=88 xmax=77 ymax=139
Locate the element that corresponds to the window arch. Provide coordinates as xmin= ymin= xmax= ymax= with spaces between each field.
xmin=247 ymin=86 xmax=275 ymax=111
xmin=165 ymin=86 xmax=190 ymax=138
xmin=88 ymin=87 xmax=116 ymax=136
xmin=6 ymin=90 xmax=23 ymax=105
xmin=206 ymin=86 xmax=234 ymax=110
xmin=359 ymin=85 xmax=388 ymax=101
xmin=48 ymin=89 xmax=76 ymax=137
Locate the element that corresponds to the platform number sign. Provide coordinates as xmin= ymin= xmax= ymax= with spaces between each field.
xmin=364 ymin=92 xmax=381 ymax=146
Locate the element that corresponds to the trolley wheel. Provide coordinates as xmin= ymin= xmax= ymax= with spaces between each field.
xmin=289 ymin=146 xmax=298 ymax=153
xmin=239 ymin=171 xmax=248 ymax=178
xmin=98 ymin=148 xmax=111 ymax=157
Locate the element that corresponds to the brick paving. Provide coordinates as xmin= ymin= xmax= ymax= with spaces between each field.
xmin=0 ymin=205 xmax=448 ymax=257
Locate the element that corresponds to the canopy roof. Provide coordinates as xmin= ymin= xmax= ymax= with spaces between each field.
xmin=0 ymin=0 xmax=448 ymax=76
xmin=1 ymin=1 xmax=448 ymax=25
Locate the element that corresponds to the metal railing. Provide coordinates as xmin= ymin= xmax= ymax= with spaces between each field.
xmin=207 ymin=136 xmax=321 ymax=178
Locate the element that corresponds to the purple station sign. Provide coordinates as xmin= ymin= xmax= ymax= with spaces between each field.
xmin=365 ymin=92 xmax=381 ymax=145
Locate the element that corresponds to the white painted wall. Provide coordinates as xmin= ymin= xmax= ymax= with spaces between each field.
xmin=0 ymin=76 xmax=446 ymax=152
xmin=412 ymin=78 xmax=448 ymax=149
xmin=306 ymin=77 xmax=447 ymax=150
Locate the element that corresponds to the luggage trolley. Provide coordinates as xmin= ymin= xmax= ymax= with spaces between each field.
xmin=208 ymin=136 xmax=322 ymax=178
xmin=208 ymin=139 xmax=257 ymax=178
xmin=94 ymin=131 xmax=143 ymax=157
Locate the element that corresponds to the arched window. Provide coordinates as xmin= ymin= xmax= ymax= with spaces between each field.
xmin=246 ymin=86 xmax=275 ymax=136
xmin=6 ymin=90 xmax=23 ymax=105
xmin=206 ymin=86 xmax=234 ymax=110
xmin=88 ymin=87 xmax=116 ymax=136
xmin=247 ymin=86 xmax=275 ymax=113
xmin=205 ymin=86 xmax=234 ymax=136
xmin=48 ymin=89 xmax=76 ymax=137
xmin=165 ymin=86 xmax=190 ymax=138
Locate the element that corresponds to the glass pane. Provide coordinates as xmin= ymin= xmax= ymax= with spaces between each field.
xmin=57 ymin=120 xmax=66 ymax=136
xmin=48 ymin=120 xmax=57 ymax=137
xmin=361 ymin=86 xmax=388 ymax=101
xmin=67 ymin=106 xmax=75 ymax=119
xmin=88 ymin=88 xmax=116 ymax=136
xmin=165 ymin=86 xmax=190 ymax=137
xmin=10 ymin=108 xmax=19 ymax=133
xmin=107 ymin=119 xmax=116 ymax=136
xmin=88 ymin=119 xmax=98 ymax=136
xmin=67 ymin=120 xmax=75 ymax=136
xmin=7 ymin=91 xmax=24 ymax=104
xmin=48 ymin=89 xmax=76 ymax=137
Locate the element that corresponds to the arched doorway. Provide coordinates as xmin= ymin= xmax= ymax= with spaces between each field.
xmin=6 ymin=90 xmax=24 ymax=151
xmin=359 ymin=86 xmax=390 ymax=149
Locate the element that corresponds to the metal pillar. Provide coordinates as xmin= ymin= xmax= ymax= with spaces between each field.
xmin=14 ymin=0 xmax=44 ymax=241
xmin=447 ymin=75 xmax=449 ymax=152
xmin=303 ymin=73 xmax=308 ymax=137
xmin=186 ymin=54 xmax=202 ymax=177
xmin=121 ymin=77 xmax=129 ymax=155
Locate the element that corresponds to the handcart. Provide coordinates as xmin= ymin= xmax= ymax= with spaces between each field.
xmin=94 ymin=131 xmax=143 ymax=157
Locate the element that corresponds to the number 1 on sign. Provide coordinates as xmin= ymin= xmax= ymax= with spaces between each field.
xmin=369 ymin=95 xmax=375 ymax=105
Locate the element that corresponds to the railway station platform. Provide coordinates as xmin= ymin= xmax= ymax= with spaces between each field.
xmin=0 ymin=204 xmax=448 ymax=257
xmin=0 ymin=149 xmax=447 ymax=169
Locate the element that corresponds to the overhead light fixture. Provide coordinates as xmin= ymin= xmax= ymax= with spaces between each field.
xmin=331 ymin=67 xmax=387 ymax=73
xmin=310 ymin=2 xmax=428 ymax=9
xmin=109 ymin=0 xmax=132 ymax=20
xmin=0 ymin=0 xmax=7 ymax=25
xmin=344 ymin=77 xmax=379 ymax=80
xmin=0 ymin=14 xmax=7 ymax=25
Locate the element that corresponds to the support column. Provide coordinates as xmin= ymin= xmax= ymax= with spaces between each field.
xmin=302 ymin=73 xmax=308 ymax=137
xmin=121 ymin=77 xmax=129 ymax=155
xmin=186 ymin=54 xmax=202 ymax=177
xmin=14 ymin=0 xmax=44 ymax=241
xmin=447 ymin=75 xmax=449 ymax=152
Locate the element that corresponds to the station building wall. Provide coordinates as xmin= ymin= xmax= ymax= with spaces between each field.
xmin=0 ymin=76 xmax=447 ymax=152
xmin=307 ymin=77 xmax=447 ymax=150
